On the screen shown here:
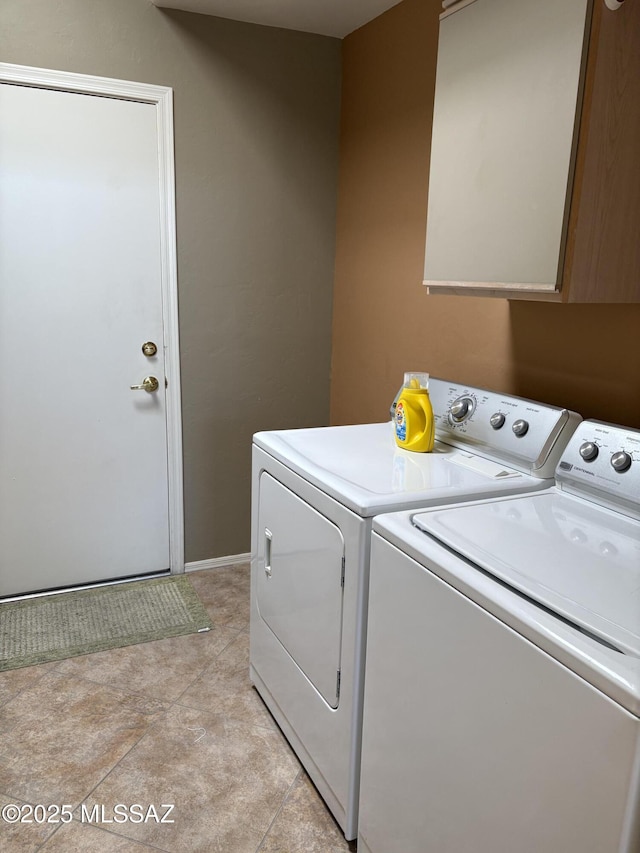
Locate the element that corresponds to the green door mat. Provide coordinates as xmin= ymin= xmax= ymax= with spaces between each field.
xmin=0 ymin=575 xmax=212 ymax=672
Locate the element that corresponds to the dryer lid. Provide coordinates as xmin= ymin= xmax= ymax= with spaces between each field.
xmin=413 ymin=491 xmax=640 ymax=657
xmin=254 ymin=423 xmax=540 ymax=516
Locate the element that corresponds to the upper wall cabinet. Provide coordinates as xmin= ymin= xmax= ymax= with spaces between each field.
xmin=423 ymin=0 xmax=640 ymax=302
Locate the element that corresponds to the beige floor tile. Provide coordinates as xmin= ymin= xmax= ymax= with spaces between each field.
xmin=41 ymin=819 xmax=162 ymax=851
xmin=0 ymin=663 xmax=57 ymax=708
xmin=0 ymin=568 xmax=345 ymax=853
xmin=0 ymin=672 xmax=166 ymax=806
xmin=54 ymin=625 xmax=240 ymax=702
xmin=258 ymin=773 xmax=355 ymax=853
xmin=83 ymin=703 xmax=300 ymax=853
xmin=187 ymin=565 xmax=250 ymax=631
xmin=177 ymin=633 xmax=276 ymax=731
xmin=0 ymin=793 xmax=59 ymax=851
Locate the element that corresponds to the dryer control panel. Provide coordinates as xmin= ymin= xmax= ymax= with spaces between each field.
xmin=556 ymin=420 xmax=640 ymax=518
xmin=427 ymin=379 xmax=582 ymax=479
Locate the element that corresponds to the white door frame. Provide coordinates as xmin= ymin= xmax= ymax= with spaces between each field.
xmin=0 ymin=62 xmax=184 ymax=574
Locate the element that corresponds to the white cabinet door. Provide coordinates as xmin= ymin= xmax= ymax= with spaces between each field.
xmin=424 ymin=0 xmax=591 ymax=293
xmin=0 ymin=80 xmax=176 ymax=597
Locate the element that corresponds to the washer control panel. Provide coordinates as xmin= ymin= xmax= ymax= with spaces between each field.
xmin=556 ymin=420 xmax=640 ymax=514
xmin=428 ymin=379 xmax=582 ymax=478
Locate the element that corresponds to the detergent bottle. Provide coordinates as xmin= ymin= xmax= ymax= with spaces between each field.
xmin=394 ymin=372 xmax=435 ymax=452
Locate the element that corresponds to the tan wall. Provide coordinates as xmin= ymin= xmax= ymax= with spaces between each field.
xmin=3 ymin=0 xmax=341 ymax=561
xmin=330 ymin=0 xmax=640 ymax=429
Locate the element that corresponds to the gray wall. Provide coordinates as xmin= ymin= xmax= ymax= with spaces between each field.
xmin=2 ymin=0 xmax=342 ymax=561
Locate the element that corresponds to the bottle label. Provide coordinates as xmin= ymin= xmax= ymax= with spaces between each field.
xmin=395 ymin=401 xmax=407 ymax=442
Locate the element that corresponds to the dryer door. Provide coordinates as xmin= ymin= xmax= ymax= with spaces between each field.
xmin=256 ymin=472 xmax=345 ymax=708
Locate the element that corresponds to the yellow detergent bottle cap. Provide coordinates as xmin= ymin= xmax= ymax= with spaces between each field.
xmin=403 ymin=371 xmax=429 ymax=390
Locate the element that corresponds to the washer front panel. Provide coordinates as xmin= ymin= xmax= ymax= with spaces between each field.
xmin=359 ymin=533 xmax=639 ymax=853
xmin=373 ymin=509 xmax=640 ymax=714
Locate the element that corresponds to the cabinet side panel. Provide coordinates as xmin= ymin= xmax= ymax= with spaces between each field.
xmin=566 ymin=1 xmax=640 ymax=302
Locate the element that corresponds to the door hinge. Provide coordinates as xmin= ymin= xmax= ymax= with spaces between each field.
xmin=336 ymin=669 xmax=341 ymax=701
xmin=340 ymin=555 xmax=345 ymax=587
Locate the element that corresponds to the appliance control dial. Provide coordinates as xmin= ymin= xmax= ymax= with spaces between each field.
xmin=579 ymin=441 xmax=599 ymax=462
xmin=490 ymin=413 xmax=506 ymax=430
xmin=611 ymin=451 xmax=632 ymax=473
xmin=450 ymin=396 xmax=475 ymax=423
xmin=512 ymin=419 xmax=529 ymax=437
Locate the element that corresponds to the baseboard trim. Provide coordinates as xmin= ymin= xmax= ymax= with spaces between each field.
xmin=185 ymin=553 xmax=251 ymax=573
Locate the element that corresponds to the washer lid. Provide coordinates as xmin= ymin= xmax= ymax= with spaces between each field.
xmin=413 ymin=491 xmax=640 ymax=657
xmin=254 ymin=423 xmax=540 ymax=516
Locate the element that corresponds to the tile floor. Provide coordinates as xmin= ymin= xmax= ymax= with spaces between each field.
xmin=0 ymin=565 xmax=357 ymax=852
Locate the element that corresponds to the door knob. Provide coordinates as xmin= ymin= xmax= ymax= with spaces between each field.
xmin=130 ymin=376 xmax=159 ymax=393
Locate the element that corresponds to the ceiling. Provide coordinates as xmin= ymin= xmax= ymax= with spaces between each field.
xmin=149 ymin=0 xmax=404 ymax=38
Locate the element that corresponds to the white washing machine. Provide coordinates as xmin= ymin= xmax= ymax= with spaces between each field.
xmin=249 ymin=378 xmax=580 ymax=839
xmin=359 ymin=419 xmax=640 ymax=853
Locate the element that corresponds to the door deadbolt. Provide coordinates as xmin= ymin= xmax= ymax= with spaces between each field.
xmin=142 ymin=341 xmax=158 ymax=357
xmin=130 ymin=376 xmax=160 ymax=393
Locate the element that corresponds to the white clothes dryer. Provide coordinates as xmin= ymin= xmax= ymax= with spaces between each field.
xmin=249 ymin=378 xmax=581 ymax=839
xmin=359 ymin=419 xmax=640 ymax=853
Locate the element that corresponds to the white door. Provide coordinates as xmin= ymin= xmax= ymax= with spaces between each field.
xmin=0 ymin=71 xmax=181 ymax=598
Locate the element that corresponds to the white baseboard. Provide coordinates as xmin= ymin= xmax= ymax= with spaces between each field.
xmin=185 ymin=553 xmax=251 ymax=573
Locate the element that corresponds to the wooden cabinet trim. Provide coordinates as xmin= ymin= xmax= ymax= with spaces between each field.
xmin=564 ymin=0 xmax=640 ymax=302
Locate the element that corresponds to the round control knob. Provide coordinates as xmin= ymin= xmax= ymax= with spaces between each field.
xmin=512 ymin=419 xmax=529 ymax=437
xmin=450 ymin=397 xmax=472 ymax=423
xmin=579 ymin=441 xmax=599 ymax=462
xmin=490 ymin=413 xmax=506 ymax=430
xmin=611 ymin=451 xmax=632 ymax=473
